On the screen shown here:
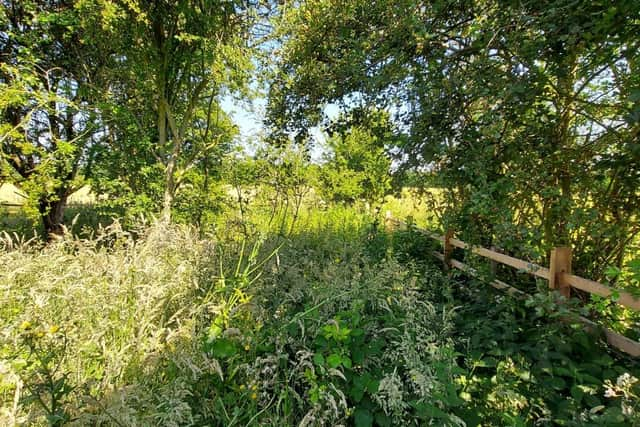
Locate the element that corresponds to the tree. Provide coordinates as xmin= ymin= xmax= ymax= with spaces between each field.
xmin=259 ymin=141 xmax=315 ymax=234
xmin=0 ymin=0 xmax=113 ymax=235
xmin=172 ymin=104 xmax=238 ymax=229
xmin=267 ymin=0 xmax=640 ymax=277
xmin=319 ymin=109 xmax=396 ymax=206
xmin=113 ymin=0 xmax=256 ymax=223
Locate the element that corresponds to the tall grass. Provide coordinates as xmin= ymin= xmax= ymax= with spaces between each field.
xmin=3 ymin=204 xmax=637 ymax=426
xmin=0 ymin=223 xmax=221 ymax=425
xmin=0 ymin=212 xmax=466 ymax=426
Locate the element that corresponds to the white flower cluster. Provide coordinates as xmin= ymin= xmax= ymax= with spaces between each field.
xmin=603 ymin=372 xmax=639 ymax=419
xmin=616 ymin=372 xmax=638 ymax=389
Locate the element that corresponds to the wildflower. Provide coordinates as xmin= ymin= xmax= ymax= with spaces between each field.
xmin=35 ymin=330 xmax=44 ymax=338
xmin=244 ymin=344 xmax=250 ymax=351
xmin=617 ymin=373 xmax=638 ymax=388
xmin=251 ymin=384 xmax=258 ymax=391
xmin=239 ymin=384 xmax=246 ymax=390
xmin=48 ymin=325 xmax=60 ymax=334
xmin=20 ymin=320 xmax=32 ymax=330
xmin=604 ymin=388 xmax=617 ymax=398
xmin=250 ymin=392 xmax=258 ymax=400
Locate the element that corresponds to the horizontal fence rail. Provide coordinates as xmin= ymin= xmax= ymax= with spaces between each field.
xmin=384 ymin=214 xmax=640 ymax=357
xmin=449 ymin=237 xmax=550 ymax=280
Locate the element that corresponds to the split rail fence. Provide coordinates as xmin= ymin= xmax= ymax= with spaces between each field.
xmin=385 ymin=214 xmax=640 ymax=357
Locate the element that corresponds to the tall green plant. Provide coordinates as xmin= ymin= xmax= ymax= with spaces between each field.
xmin=319 ymin=110 xmax=395 ymax=207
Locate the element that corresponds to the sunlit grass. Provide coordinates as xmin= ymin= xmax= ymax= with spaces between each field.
xmin=382 ymin=187 xmax=444 ymax=229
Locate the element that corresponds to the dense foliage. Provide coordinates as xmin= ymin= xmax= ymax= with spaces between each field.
xmin=267 ymin=0 xmax=640 ymax=280
xmin=2 ymin=0 xmax=640 ymax=425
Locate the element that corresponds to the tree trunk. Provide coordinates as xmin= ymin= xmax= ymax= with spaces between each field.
xmin=39 ymin=193 xmax=68 ymax=237
xmin=161 ymin=158 xmax=176 ymax=224
xmin=543 ymin=52 xmax=577 ymax=250
xmin=157 ymin=94 xmax=174 ymax=224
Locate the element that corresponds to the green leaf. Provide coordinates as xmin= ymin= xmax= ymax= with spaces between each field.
xmin=413 ymin=402 xmax=449 ymax=419
xmin=207 ymin=323 xmax=223 ymax=341
xmin=351 ymin=328 xmax=364 ymax=337
xmin=543 ymin=376 xmax=566 ymax=390
xmin=327 ymin=353 xmax=342 ymax=368
xmin=354 ymin=409 xmax=373 ymax=427
xmin=351 ymin=373 xmax=372 ymax=402
xmin=570 ymin=385 xmax=584 ymax=402
xmin=367 ymin=379 xmax=380 ymax=393
xmin=604 ymin=266 xmax=621 ymax=279
xmin=209 ymin=338 xmax=237 ymax=359
xmin=313 ymin=353 xmax=325 ymax=366
xmin=342 ymin=356 xmax=352 ymax=369
xmin=374 ymin=411 xmax=392 ymax=427
xmin=352 ymin=346 xmax=366 ymax=365
xmin=610 ymin=290 xmax=620 ymax=302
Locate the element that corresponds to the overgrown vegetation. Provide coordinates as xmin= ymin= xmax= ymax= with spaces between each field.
xmin=1 ymin=214 xmax=639 ymax=426
xmin=2 ymin=0 xmax=640 ymax=425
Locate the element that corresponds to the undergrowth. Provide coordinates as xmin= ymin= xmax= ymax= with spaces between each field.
xmin=0 ymin=217 xmax=639 ymax=426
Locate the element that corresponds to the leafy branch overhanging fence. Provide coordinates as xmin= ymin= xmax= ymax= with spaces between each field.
xmin=385 ymin=213 xmax=640 ymax=358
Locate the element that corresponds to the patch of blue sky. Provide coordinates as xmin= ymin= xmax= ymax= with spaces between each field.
xmin=220 ymin=93 xmax=341 ymax=162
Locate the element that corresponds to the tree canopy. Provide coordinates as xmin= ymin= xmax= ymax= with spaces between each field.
xmin=1 ymin=0 xmax=640 ymax=279
xmin=267 ymin=0 xmax=640 ymax=277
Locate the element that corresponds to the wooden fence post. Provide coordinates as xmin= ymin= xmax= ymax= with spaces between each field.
xmin=443 ymin=229 xmax=454 ymax=271
xmin=549 ymin=247 xmax=572 ymax=299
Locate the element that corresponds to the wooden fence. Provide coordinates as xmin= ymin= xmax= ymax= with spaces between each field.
xmin=385 ymin=214 xmax=640 ymax=357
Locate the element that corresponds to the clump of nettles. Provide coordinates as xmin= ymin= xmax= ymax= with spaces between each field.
xmin=1 ymin=219 xmax=468 ymax=426
xmin=250 ymin=239 xmax=466 ymax=426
